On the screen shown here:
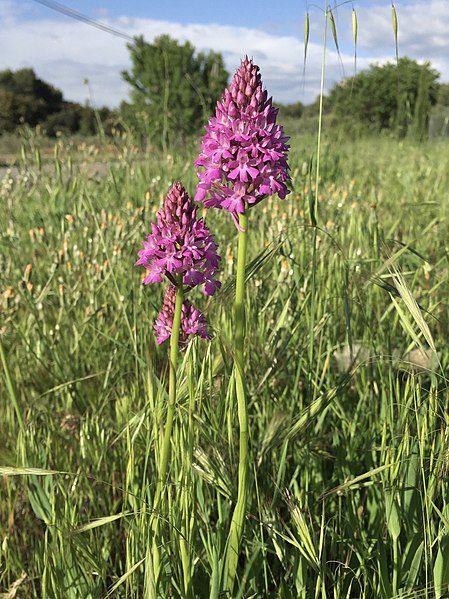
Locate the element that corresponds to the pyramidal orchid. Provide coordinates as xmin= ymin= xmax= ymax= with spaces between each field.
xmin=135 ymin=182 xmax=221 ymax=587
xmin=136 ymin=181 xmax=221 ymax=297
xmin=195 ymin=57 xmax=290 ymax=228
xmin=195 ymin=59 xmax=290 ymax=593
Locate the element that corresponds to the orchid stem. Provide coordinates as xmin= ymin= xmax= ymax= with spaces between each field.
xmin=150 ymin=283 xmax=184 ymax=587
xmin=225 ymin=210 xmax=249 ymax=592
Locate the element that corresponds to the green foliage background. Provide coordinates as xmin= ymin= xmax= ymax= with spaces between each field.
xmin=0 ymin=68 xmax=116 ymax=138
xmin=328 ymin=58 xmax=440 ymax=140
xmin=2 ymin=53 xmax=449 ymax=144
xmin=121 ymin=35 xmax=229 ymax=149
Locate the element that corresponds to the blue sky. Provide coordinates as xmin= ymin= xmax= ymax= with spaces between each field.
xmin=26 ymin=0 xmax=325 ymax=33
xmin=1 ymin=0 xmax=447 ymax=107
xmin=21 ymin=0 xmax=388 ymax=47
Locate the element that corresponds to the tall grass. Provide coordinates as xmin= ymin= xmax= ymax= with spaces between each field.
xmin=1 ymin=129 xmax=449 ymax=596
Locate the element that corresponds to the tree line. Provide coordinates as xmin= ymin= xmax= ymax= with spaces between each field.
xmin=1 ymin=35 xmax=449 ymax=143
xmin=0 ymin=68 xmax=116 ymax=137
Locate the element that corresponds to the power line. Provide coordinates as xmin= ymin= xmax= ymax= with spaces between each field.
xmin=30 ymin=0 xmax=135 ymax=42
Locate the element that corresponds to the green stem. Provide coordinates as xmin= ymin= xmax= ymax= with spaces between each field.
xmin=392 ymin=536 xmax=399 ymax=597
xmin=314 ymin=2 xmax=328 ymax=216
xmin=180 ymin=357 xmax=196 ymax=598
xmin=150 ymin=284 xmax=184 ymax=584
xmin=309 ymin=3 xmax=328 ymax=391
xmin=0 ymin=334 xmax=23 ymax=430
xmin=225 ymin=211 xmax=249 ymax=593
xmin=159 ymin=284 xmax=184 ymax=488
xmin=234 ymin=212 xmax=248 ymax=367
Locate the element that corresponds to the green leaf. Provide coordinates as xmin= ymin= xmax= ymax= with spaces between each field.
xmin=77 ymin=511 xmax=131 ymax=532
xmin=105 ymin=557 xmax=146 ymax=597
xmin=402 ymin=534 xmax=423 ymax=591
xmin=434 ymin=537 xmax=449 ymax=599
xmin=385 ymin=489 xmax=401 ymax=541
xmin=323 ymin=464 xmax=392 ymax=499
xmin=378 ymin=540 xmax=393 ymax=598
xmin=0 ymin=466 xmax=59 ymax=476
xmin=27 ymin=475 xmax=54 ymax=525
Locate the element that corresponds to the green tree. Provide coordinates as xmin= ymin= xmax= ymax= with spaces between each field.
xmin=328 ymin=58 xmax=439 ymax=139
xmin=43 ymin=104 xmax=80 ymax=137
xmin=436 ymin=83 xmax=449 ymax=107
xmin=277 ymin=101 xmax=304 ymax=119
xmin=0 ymin=88 xmax=17 ymax=132
xmin=0 ymin=67 xmax=118 ymax=137
xmin=121 ymin=35 xmax=229 ymax=149
xmin=43 ymin=103 xmax=117 ymax=137
xmin=0 ymin=68 xmax=63 ymax=130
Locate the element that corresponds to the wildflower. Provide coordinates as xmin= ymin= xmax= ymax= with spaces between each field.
xmin=135 ymin=182 xmax=221 ymax=295
xmin=195 ymin=57 xmax=290 ymax=227
xmin=154 ymin=285 xmax=210 ymax=347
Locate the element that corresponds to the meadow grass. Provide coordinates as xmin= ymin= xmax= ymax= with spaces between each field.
xmin=1 ymin=131 xmax=449 ymax=597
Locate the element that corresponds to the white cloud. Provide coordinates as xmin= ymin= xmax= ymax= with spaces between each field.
xmin=320 ymin=1 xmax=449 ymax=78
xmin=0 ymin=1 xmax=447 ymax=108
xmin=358 ymin=0 xmax=447 ymax=55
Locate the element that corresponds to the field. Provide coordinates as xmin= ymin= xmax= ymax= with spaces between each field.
xmin=1 ymin=129 xmax=449 ymax=598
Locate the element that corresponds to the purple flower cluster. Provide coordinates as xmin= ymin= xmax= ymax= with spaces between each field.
xmin=136 ymin=181 xmax=221 ymax=347
xmin=195 ymin=57 xmax=290 ymax=226
xmin=135 ymin=182 xmax=221 ymax=296
xmin=154 ymin=285 xmax=210 ymax=346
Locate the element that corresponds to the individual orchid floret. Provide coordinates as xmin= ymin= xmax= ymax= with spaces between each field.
xmin=195 ymin=57 xmax=290 ymax=227
xmin=154 ymin=285 xmax=210 ymax=348
xmin=135 ymin=181 xmax=221 ymax=295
